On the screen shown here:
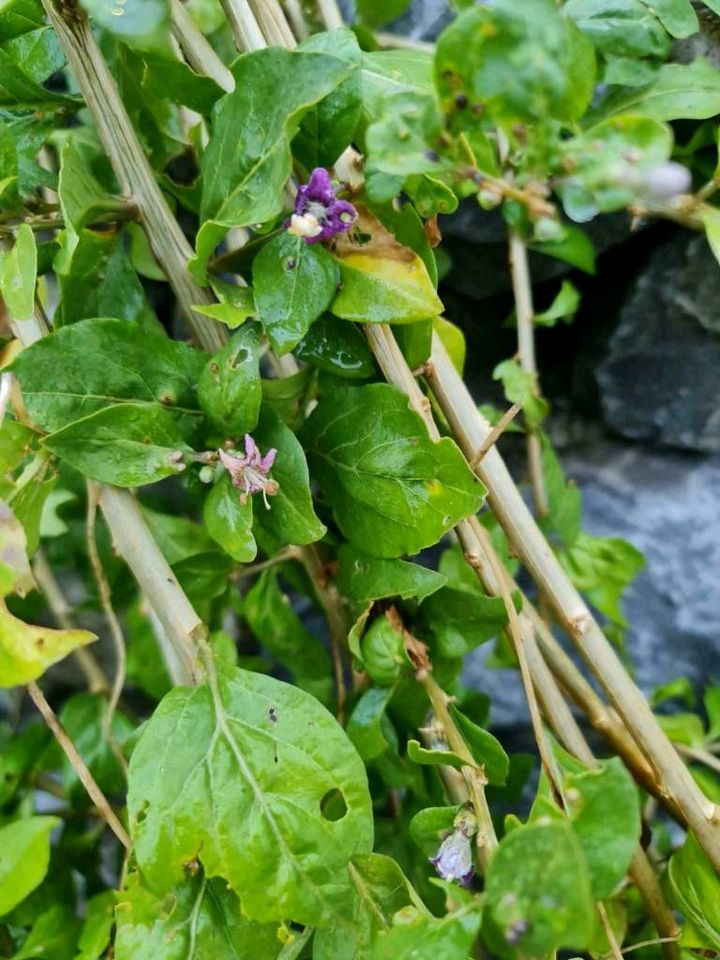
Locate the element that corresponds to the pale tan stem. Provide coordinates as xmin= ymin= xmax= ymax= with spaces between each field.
xmin=299 ymin=545 xmax=350 ymax=722
xmin=218 ymin=0 xmax=267 ymax=51
xmin=419 ymin=671 xmax=498 ymax=871
xmin=32 ymin=550 xmax=109 ymax=696
xmin=508 ymin=231 xmax=547 ymax=517
xmin=85 ymin=482 xmax=127 ymax=772
xmin=11 ymin=306 xmax=204 ymax=689
xmin=40 ymin=0 xmax=224 ymax=353
xmin=469 ymin=403 xmax=521 ymax=468
xmin=676 ymin=743 xmax=720 ymax=775
xmin=315 ymin=0 xmax=344 ymax=29
xmin=27 ymin=682 xmax=131 ymax=849
xmin=169 ymin=0 xmax=235 ymax=92
xmin=374 ymin=33 xmax=435 ymax=53
xmin=283 ymin=0 xmax=309 ymax=40
xmin=248 ymin=0 xmax=296 ymax=46
xmin=426 ymin=333 xmax=720 ymax=868
xmin=99 ymin=488 xmax=204 ymax=686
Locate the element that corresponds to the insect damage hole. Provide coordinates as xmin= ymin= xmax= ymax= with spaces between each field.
xmin=319 ymin=788 xmax=348 ymax=822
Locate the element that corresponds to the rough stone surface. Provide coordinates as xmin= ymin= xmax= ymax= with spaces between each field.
xmin=597 ymin=234 xmax=720 ymax=453
xmin=464 ymin=440 xmax=720 ymax=728
xmin=338 ymin=0 xmax=451 ymax=38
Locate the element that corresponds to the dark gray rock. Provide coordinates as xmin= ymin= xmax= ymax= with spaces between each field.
xmin=464 ymin=439 xmax=720 ymax=728
xmin=337 ymin=0 xmax=451 ymax=39
xmin=597 ymin=234 xmax=720 ymax=452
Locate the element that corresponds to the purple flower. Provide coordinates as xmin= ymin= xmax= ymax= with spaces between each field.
xmin=218 ymin=435 xmax=278 ymax=508
xmin=287 ymin=168 xmax=357 ymax=243
xmin=429 ymin=809 xmax=477 ymax=886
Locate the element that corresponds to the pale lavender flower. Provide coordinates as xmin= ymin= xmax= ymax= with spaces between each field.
xmin=287 ymin=168 xmax=357 ymax=243
xmin=429 ymin=808 xmax=477 ymax=886
xmin=218 ymin=435 xmax=278 ymax=508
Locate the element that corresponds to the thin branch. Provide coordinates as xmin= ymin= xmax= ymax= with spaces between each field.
xmin=469 ymin=403 xmax=521 ymax=468
xmin=85 ymin=481 xmax=127 ymax=774
xmin=169 ymin=0 xmax=234 ymax=92
xmin=426 ymin=331 xmax=720 ymax=869
xmin=283 ymin=0 xmax=309 ymax=40
xmin=375 ymin=32 xmax=435 ymax=54
xmin=597 ymin=901 xmax=625 ymax=960
xmin=508 ymin=231 xmax=547 ymax=517
xmin=32 ymin=549 xmax=109 ymax=696
xmin=219 ymin=0 xmax=267 ymax=50
xmin=27 ymin=681 xmax=131 ymax=850
xmin=40 ymin=0 xmax=224 ymax=353
xmin=232 ymin=546 xmax=301 ymax=581
xmin=418 ymin=670 xmax=498 ymax=871
xmin=676 ymin=743 xmax=720 ymax=775
xmin=315 ymin=0 xmax=344 ymax=30
xmin=248 ymin=0 xmax=296 ymax=47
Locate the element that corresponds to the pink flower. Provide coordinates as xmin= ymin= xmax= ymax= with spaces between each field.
xmin=287 ymin=168 xmax=357 ymax=244
xmin=218 ymin=435 xmax=278 ymax=508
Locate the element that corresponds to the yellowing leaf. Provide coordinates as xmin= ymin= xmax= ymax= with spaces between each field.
xmin=0 ymin=600 xmax=96 ymax=687
xmin=0 ymin=499 xmax=35 ymax=598
xmin=331 ymin=252 xmax=443 ymax=324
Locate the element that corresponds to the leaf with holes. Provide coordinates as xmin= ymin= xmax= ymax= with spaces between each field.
xmin=127 ymin=663 xmax=373 ymax=925
xmin=197 ymin=324 xmax=263 ymax=436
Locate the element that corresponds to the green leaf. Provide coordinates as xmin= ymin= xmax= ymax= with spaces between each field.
xmin=337 ymin=543 xmax=446 ymax=605
xmin=409 ymin=805 xmax=459 ymax=857
xmin=295 ymin=29 xmax=363 ymax=170
xmin=252 ymin=408 xmax=326 ymax=548
xmin=356 ymin=0 xmax=411 ymax=27
xmin=331 ymin=252 xmax=443 ymax=325
xmin=0 ymin=222 xmax=36 ymax=320
xmin=314 ymin=854 xmax=416 ymax=960
xmin=195 ymin=48 xmax=352 ymax=280
xmin=565 ymin=0 xmax=671 ymax=58
xmin=115 ymin=873 xmax=281 ymax=960
xmin=303 ymin=384 xmax=485 ymax=558
xmin=534 ymin=280 xmax=580 ymax=327
xmin=76 ymin=891 xmax=115 ymax=960
xmin=493 ymin=358 xmax=548 ymax=427
xmin=359 ymin=615 xmax=411 ymax=686
xmin=559 ymin=532 xmax=644 ymax=629
xmin=448 ymin=704 xmax=509 ymax=785
xmin=13 ymin=317 xmax=204 ymax=434
xmin=483 ymin=820 xmax=595 ymax=958
xmin=78 ymin=0 xmax=171 ymax=54
xmin=197 ymin=324 xmax=262 ymax=435
xmin=0 ymin=29 xmax=75 ymax=110
xmin=58 ymin=139 xmax=124 ymax=250
xmin=127 ymin=663 xmax=373 ymax=925
xmin=43 ymin=402 xmax=191 ymax=487
xmin=54 ymin=230 xmax=160 ymax=329
xmin=0 ymin=498 xmax=35 ymax=597
xmin=530 ymin=225 xmax=596 ymax=274
xmin=372 ymin=909 xmax=481 ymax=960
xmin=203 ymin=473 xmax=256 ymax=563
xmin=563 ymin=757 xmax=640 ymax=898
xmin=668 ymin=834 xmax=720 ymax=950
xmin=645 ymin=0 xmax=698 ymax=37
xmin=9 ymin=454 xmax=57 ymax=555
xmin=540 ymin=434 xmax=582 ymax=548
xmin=366 ymin=88 xmax=446 ymax=179
xmin=0 ymin=0 xmax=44 ymax=44
xmin=296 ymin=312 xmax=377 ymax=380
xmin=140 ymin=52 xmax=224 ymax=114
xmin=599 ymin=60 xmax=720 ymax=120
xmin=419 ymin=572 xmax=510 ymax=659
xmin=56 ymin=693 xmax=134 ymax=802
xmin=703 ymin=205 xmax=720 ymax=266
xmin=407 ymin=739 xmax=467 ymax=770
xmin=0 ymin=816 xmax=60 ymax=915
xmin=0 ymin=600 xmax=95 ymax=687
xmin=347 ymin=686 xmax=392 ymax=760
xmin=193 ymin=281 xmax=256 ymax=329
xmin=13 ymin=904 xmax=81 ymax=960
xmin=253 ymin=232 xmax=340 ymax=355
xmin=243 ymin=568 xmax=332 ymax=704
xmin=359 ymin=50 xmax=434 ymax=129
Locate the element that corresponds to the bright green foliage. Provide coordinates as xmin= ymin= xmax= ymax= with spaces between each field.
xmin=303 ymin=384 xmax=485 ymax=557
xmin=483 ymin=820 xmax=595 ymax=958
xmin=12 ymin=317 xmax=204 ymax=433
xmin=253 ymin=232 xmax=340 ymax=355
xmin=203 ymin=474 xmax=256 ymax=562
xmin=197 ymin=324 xmax=263 ymax=435
xmin=127 ymin=664 xmax=373 ymax=925
xmin=115 ymin=874 xmax=281 ymax=960
xmin=0 ymin=816 xmax=59 ymax=915
xmin=0 ymin=0 xmax=717 ymax=954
